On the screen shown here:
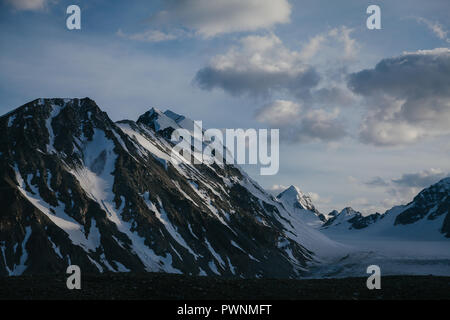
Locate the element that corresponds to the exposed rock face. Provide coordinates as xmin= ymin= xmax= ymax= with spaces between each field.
xmin=322 ymin=179 xmax=450 ymax=239
xmin=322 ymin=207 xmax=380 ymax=230
xmin=0 ymin=98 xmax=331 ymax=277
xmin=393 ymin=178 xmax=450 ymax=237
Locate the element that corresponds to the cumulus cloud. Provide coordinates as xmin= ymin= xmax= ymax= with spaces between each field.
xmin=148 ymin=0 xmax=291 ymax=38
xmin=293 ymin=108 xmax=347 ymax=142
xmin=348 ymin=48 xmax=450 ymax=146
xmin=194 ymin=33 xmax=320 ymax=98
xmin=255 ymin=99 xmax=347 ymax=143
xmin=194 ymin=27 xmax=359 ymax=101
xmin=255 ymin=100 xmax=301 ymax=125
xmin=4 ymin=0 xmax=53 ymax=10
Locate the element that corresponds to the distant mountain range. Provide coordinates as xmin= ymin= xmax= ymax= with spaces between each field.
xmin=322 ymin=177 xmax=450 ymax=239
xmin=0 ymin=98 xmax=448 ymax=277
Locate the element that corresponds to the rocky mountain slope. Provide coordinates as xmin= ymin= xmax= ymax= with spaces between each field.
xmin=0 ymin=98 xmax=335 ymax=277
xmin=322 ymin=178 xmax=450 ymax=240
xmin=322 ymin=207 xmax=381 ymax=231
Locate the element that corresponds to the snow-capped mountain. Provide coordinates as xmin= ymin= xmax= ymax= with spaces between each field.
xmin=0 ymin=98 xmax=335 ymax=277
xmin=321 ymin=207 xmax=381 ymax=231
xmin=276 ymin=186 xmax=326 ymax=227
xmin=313 ymin=179 xmax=450 ymax=278
xmin=1 ymin=98 xmax=448 ymax=279
xmin=322 ymin=178 xmax=450 ymax=240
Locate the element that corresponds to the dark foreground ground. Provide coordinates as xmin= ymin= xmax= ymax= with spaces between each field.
xmin=0 ymin=273 xmax=449 ymax=300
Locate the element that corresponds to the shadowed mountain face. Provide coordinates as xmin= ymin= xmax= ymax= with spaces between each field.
xmin=322 ymin=180 xmax=450 ymax=240
xmin=0 ymin=98 xmax=334 ymax=277
xmin=322 ymin=207 xmax=381 ymax=231
xmin=0 ymin=98 xmax=448 ymax=279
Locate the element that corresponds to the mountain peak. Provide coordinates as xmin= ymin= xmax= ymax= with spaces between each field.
xmin=277 ymin=185 xmax=319 ymax=214
xmin=276 ymin=185 xmax=325 ymax=226
xmin=137 ymin=107 xmax=200 ymax=135
xmin=341 ymin=207 xmax=358 ymax=215
xmin=0 ymin=97 xmax=329 ymax=278
xmin=163 ymin=110 xmax=185 ymax=123
xmin=137 ymin=107 xmax=179 ymax=132
xmin=2 ymin=97 xmax=97 ymax=119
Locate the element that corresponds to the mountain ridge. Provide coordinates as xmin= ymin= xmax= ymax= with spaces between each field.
xmin=1 ymin=98 xmax=449 ymax=280
xmin=0 ymin=98 xmax=333 ymax=277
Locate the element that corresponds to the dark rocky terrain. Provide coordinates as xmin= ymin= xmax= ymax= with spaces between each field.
xmin=0 ymin=272 xmax=449 ymax=300
xmin=0 ymin=98 xmax=321 ymax=278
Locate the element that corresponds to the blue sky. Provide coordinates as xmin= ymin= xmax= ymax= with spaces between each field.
xmin=1 ymin=0 xmax=449 ymax=214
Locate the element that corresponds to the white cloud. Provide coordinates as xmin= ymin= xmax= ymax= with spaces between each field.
xmin=416 ymin=17 xmax=450 ymax=43
xmin=150 ymin=0 xmax=291 ymax=38
xmin=4 ymin=0 xmax=53 ymax=11
xmin=117 ymin=29 xmax=182 ymax=43
xmin=194 ymin=26 xmax=359 ymax=106
xmin=194 ymin=33 xmax=319 ymax=98
xmin=266 ymin=184 xmax=289 ymax=195
xmin=299 ymin=34 xmax=327 ymax=60
xmin=349 ymin=48 xmax=450 ymax=146
xmin=255 ymin=100 xmax=301 ymax=125
xmin=255 ymin=99 xmax=347 ymax=143
xmin=300 ymin=26 xmax=359 ymax=62
xmin=295 ymin=108 xmax=347 ymax=142
xmin=308 ymin=192 xmax=322 ymax=203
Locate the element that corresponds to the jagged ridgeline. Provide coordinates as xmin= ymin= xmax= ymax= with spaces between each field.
xmin=0 ymin=98 xmax=333 ymax=277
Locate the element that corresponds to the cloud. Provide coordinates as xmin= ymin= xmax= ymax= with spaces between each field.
xmin=255 ymin=100 xmax=301 ymax=125
xmin=299 ymin=26 xmax=359 ymax=63
xmin=365 ymin=176 xmax=389 ymax=187
xmin=328 ymin=27 xmax=358 ymax=60
xmin=149 ymin=0 xmax=291 ymax=38
xmin=348 ymin=48 xmax=450 ymax=146
xmin=194 ymin=26 xmax=360 ymax=100
xmin=416 ymin=17 xmax=450 ymax=43
xmin=361 ymin=169 xmax=449 ymax=212
xmin=392 ymin=168 xmax=448 ymax=188
xmin=116 ymin=29 xmax=183 ymax=43
xmin=293 ymin=108 xmax=347 ymax=142
xmin=4 ymin=0 xmax=53 ymax=11
xmin=266 ymin=184 xmax=289 ymax=195
xmin=255 ymin=99 xmax=347 ymax=143
xmin=194 ymin=33 xmax=320 ymax=98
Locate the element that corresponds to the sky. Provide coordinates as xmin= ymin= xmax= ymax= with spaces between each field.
xmin=1 ymin=0 xmax=449 ymax=214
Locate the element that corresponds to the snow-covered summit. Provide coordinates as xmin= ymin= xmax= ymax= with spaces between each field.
xmin=276 ymin=185 xmax=318 ymax=213
xmin=276 ymin=185 xmax=326 ymax=227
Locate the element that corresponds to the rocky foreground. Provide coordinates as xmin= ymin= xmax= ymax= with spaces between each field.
xmin=0 ymin=273 xmax=449 ymax=300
